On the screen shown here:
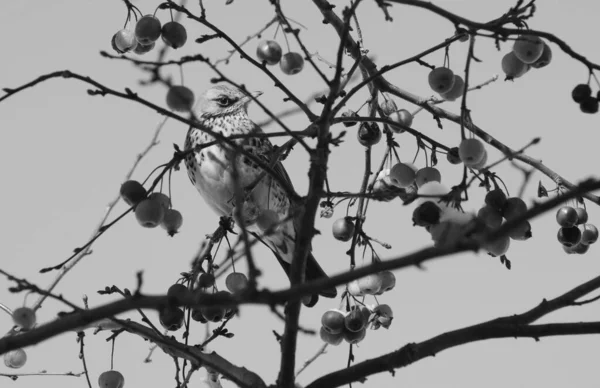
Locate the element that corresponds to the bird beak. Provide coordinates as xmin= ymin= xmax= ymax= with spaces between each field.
xmin=252 ymin=91 xmax=263 ymax=98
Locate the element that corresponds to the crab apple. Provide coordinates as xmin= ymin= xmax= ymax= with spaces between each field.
xmin=302 ymin=294 xmax=319 ymax=308
xmin=562 ymin=244 xmax=575 ymax=255
xmin=503 ymin=197 xmax=528 ymax=220
xmin=12 ymin=307 xmax=36 ymax=330
xmin=380 ymin=99 xmax=398 ymax=115
xmin=197 ymin=273 xmax=215 ymax=288
xmin=483 ymin=235 xmax=510 ymax=256
xmin=558 ymin=226 xmax=582 ymax=247
xmin=133 ymin=41 xmax=155 ymax=55
xmin=225 ymin=272 xmax=249 ymax=294
xmin=159 ymin=306 xmax=184 ymax=331
xmin=428 ymin=67 xmax=455 ymax=94
xmin=458 ymin=138 xmax=486 ymax=167
xmin=256 ymin=40 xmax=282 ymax=65
xmin=388 ymin=109 xmax=413 ymax=133
xmin=161 ymin=208 xmax=183 ymax=236
xmin=332 ymin=217 xmax=355 ymax=241
xmin=440 ymin=75 xmax=465 ymax=101
xmin=580 ymin=224 xmax=599 ymax=245
xmin=531 ymin=42 xmax=552 ymax=69
xmin=477 ymin=205 xmax=503 ymax=229
xmin=257 ymin=208 xmax=280 ymax=231
xmin=3 ymin=349 xmax=27 ymax=369
xmin=508 ymin=221 xmax=532 ymax=241
xmin=572 ymin=84 xmax=592 ymax=103
xmin=344 ymin=309 xmax=366 ymax=332
xmin=413 ymin=201 xmax=442 ymax=227
xmin=357 ymin=123 xmax=382 ymax=147
xmin=114 ymin=29 xmax=137 ymax=53
xmin=166 ymin=85 xmax=195 ymax=112
xmin=429 ymin=222 xmax=463 ymax=247
xmin=135 ymin=15 xmax=161 ymax=45
xmin=484 ymin=189 xmax=507 ymax=212
xmin=389 ymin=162 xmax=417 ymax=188
xmin=319 ymin=326 xmax=344 ymax=345
xmin=571 ymin=243 xmax=590 ymax=254
xmin=446 ymin=147 xmax=462 ymax=164
xmin=513 ymin=35 xmax=545 ymax=64
xmin=415 ymin=167 xmax=442 ymax=188
xmin=347 ymin=280 xmax=363 ymax=296
xmin=375 ymin=271 xmax=396 ymax=294
xmin=167 ymin=283 xmax=189 ymax=301
xmin=556 ymin=206 xmax=579 ymax=227
xmin=135 ymin=199 xmax=165 ymax=228
xmin=358 ymin=274 xmax=383 ymax=295
xmin=200 ymin=304 xmax=226 ymax=322
xmin=470 ymin=149 xmax=488 ymax=170
xmin=191 ymin=308 xmax=208 ymax=323
xmin=575 ymin=208 xmax=588 ymax=224
xmin=98 ymin=370 xmax=124 ymax=388
xmin=161 ymin=21 xmax=187 ymax=49
xmin=501 ymin=51 xmax=529 ymax=79
xmin=374 ymin=304 xmax=393 ymax=328
xmin=341 ymin=110 xmax=358 ymax=127
xmin=343 ymin=327 xmax=367 ymax=344
xmin=148 ymin=192 xmax=171 ymax=209
xmin=120 ymin=180 xmax=147 ymax=206
xmin=580 ymin=97 xmax=599 ymax=114
xmin=321 ymin=309 xmax=346 ymax=334
xmin=280 ymin=52 xmax=304 ymax=75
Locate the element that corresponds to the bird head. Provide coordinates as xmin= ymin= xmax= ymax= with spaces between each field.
xmin=195 ymin=84 xmax=263 ymax=118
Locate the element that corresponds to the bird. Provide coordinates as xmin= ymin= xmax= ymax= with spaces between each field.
xmin=183 ymin=84 xmax=337 ymax=304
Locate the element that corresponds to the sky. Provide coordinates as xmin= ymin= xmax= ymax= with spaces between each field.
xmin=1 ymin=0 xmax=600 ymax=387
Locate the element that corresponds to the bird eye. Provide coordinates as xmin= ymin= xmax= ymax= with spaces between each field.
xmin=216 ymin=97 xmax=232 ymax=107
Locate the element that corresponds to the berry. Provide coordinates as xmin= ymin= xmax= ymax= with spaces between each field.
xmin=484 ymin=235 xmax=510 ymax=256
xmin=341 ymin=110 xmax=358 ymax=127
xmin=440 ymin=75 xmax=465 ymax=101
xmin=256 ymin=209 xmax=280 ymax=231
xmin=114 ymin=29 xmax=137 ymax=53
xmin=581 ymin=224 xmax=599 ymax=245
xmin=485 ymin=189 xmax=508 ymax=212
xmin=167 ymin=283 xmax=189 ymax=301
xmin=98 ymin=370 xmax=125 ymax=388
xmin=357 ymin=274 xmax=383 ymax=295
xmin=200 ymin=305 xmax=226 ymax=322
xmin=415 ymin=167 xmax=442 ymax=188
xmin=428 ymin=67 xmax=455 ymax=94
xmin=413 ymin=201 xmax=442 ymax=227
xmin=558 ymin=227 xmax=582 ymax=247
xmin=148 ymin=192 xmax=171 ymax=209
xmin=501 ymin=52 xmax=529 ymax=79
xmin=344 ymin=309 xmax=366 ymax=332
xmin=135 ymin=199 xmax=165 ymax=228
xmin=133 ymin=41 xmax=155 ymax=55
xmin=357 ymin=123 xmax=382 ymax=147
xmin=280 ymin=52 xmax=304 ymax=75
xmin=373 ymin=304 xmax=393 ymax=329
xmin=166 ymin=86 xmax=195 ymax=112
xmin=302 ymin=294 xmax=319 ymax=307
xmin=503 ymin=197 xmax=528 ymax=220
xmin=120 ymin=180 xmax=147 ymax=206
xmin=256 ymin=40 xmax=283 ymax=65
xmin=377 ymin=271 xmax=396 ymax=294
xmin=477 ymin=205 xmax=503 ymax=229
xmin=332 ymin=217 xmax=355 ymax=242
xmin=3 ymin=349 xmax=27 ymax=369
xmin=389 ymin=162 xmax=417 ymax=188
xmin=556 ymin=206 xmax=578 ymax=227
xmin=161 ymin=208 xmax=183 ymax=236
xmin=225 ymin=272 xmax=249 ymax=294
xmin=531 ymin=42 xmax=552 ymax=69
xmin=572 ymin=84 xmax=591 ymax=103
xmin=161 ymin=21 xmax=187 ymax=49
xmin=197 ymin=273 xmax=215 ymax=288
xmin=508 ymin=221 xmax=532 ymax=241
xmin=571 ymin=243 xmax=590 ymax=254
xmin=191 ymin=308 xmax=208 ymax=323
xmin=159 ymin=306 xmax=184 ymax=331
xmin=575 ymin=208 xmax=589 ymax=224
xmin=321 ymin=309 xmax=345 ymax=334
xmin=135 ymin=15 xmax=161 ymax=45
xmin=388 ymin=109 xmax=413 ymax=133
xmin=12 ymin=307 xmax=36 ymax=330
xmin=380 ymin=99 xmax=398 ymax=115
xmin=429 ymin=222 xmax=462 ymax=247
xmin=580 ymin=97 xmax=599 ymax=114
xmin=347 ymin=280 xmax=363 ymax=296
xmin=513 ymin=35 xmax=544 ymax=64
xmin=343 ymin=327 xmax=367 ymax=344
xmin=470 ymin=150 xmax=488 ymax=170
xmin=446 ymin=147 xmax=462 ymax=164
xmin=458 ymin=138 xmax=486 ymax=167
xmin=319 ymin=326 xmax=344 ymax=345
